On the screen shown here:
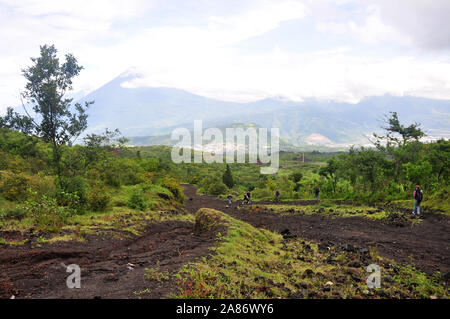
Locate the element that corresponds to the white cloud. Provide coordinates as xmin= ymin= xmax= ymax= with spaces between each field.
xmin=313 ymin=0 xmax=450 ymax=50
xmin=376 ymin=0 xmax=450 ymax=50
xmin=1 ymin=0 xmax=450 ymax=113
xmin=115 ymin=1 xmax=450 ymax=103
xmin=315 ymin=3 xmax=410 ymax=46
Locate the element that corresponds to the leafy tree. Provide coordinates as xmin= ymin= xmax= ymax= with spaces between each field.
xmin=222 ymin=164 xmax=234 ymax=188
xmin=374 ymin=111 xmax=425 ymax=147
xmin=403 ymin=160 xmax=433 ymax=188
xmin=82 ymin=128 xmax=127 ymax=168
xmin=319 ymin=158 xmax=340 ymax=194
xmin=0 ymin=44 xmax=93 ymax=178
xmin=426 ymin=139 xmax=450 ymax=183
xmin=0 ymin=108 xmax=34 ymax=134
xmin=290 ymin=172 xmax=303 ymax=183
xmin=372 ymin=112 xmax=425 ymax=181
xmin=351 ymin=147 xmax=388 ymax=192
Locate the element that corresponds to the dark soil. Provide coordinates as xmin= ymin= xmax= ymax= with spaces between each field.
xmin=184 ymin=185 xmax=450 ymax=276
xmin=0 ymin=220 xmax=222 ymax=299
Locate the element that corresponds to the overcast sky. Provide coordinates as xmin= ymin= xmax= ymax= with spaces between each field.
xmin=1 ymin=0 xmax=450 ymax=110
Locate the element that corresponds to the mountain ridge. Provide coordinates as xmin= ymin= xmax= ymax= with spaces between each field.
xmin=77 ymin=73 xmax=450 ymax=147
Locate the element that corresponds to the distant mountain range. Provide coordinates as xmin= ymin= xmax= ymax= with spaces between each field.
xmin=78 ymin=72 xmax=450 ymax=149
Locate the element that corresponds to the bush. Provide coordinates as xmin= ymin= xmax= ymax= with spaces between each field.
xmin=207 ymin=181 xmax=228 ymax=196
xmin=56 ymin=191 xmax=85 ymax=214
xmin=0 ymin=206 xmax=27 ymax=220
xmin=291 ymin=172 xmax=303 ymax=183
xmin=25 ymin=196 xmax=75 ymax=233
xmin=57 ymin=176 xmax=88 ymax=207
xmin=141 ymin=158 xmax=159 ymax=172
xmin=29 ymin=174 xmax=55 ymax=198
xmin=102 ymin=161 xmax=122 ymax=187
xmin=161 ymin=176 xmax=185 ymax=202
xmin=0 ymin=172 xmax=30 ymax=201
xmin=121 ymin=160 xmax=144 ymax=185
xmin=404 ymin=160 xmax=433 ymax=187
xmin=194 ymin=208 xmax=223 ymax=234
xmin=127 ymin=190 xmax=148 ymax=211
xmin=88 ymin=186 xmax=110 ymax=211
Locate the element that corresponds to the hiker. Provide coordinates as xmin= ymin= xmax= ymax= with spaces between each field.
xmin=274 ymin=189 xmax=280 ymax=203
xmin=412 ymin=185 xmax=423 ymax=216
xmin=227 ymin=194 xmax=233 ymax=206
xmin=246 ymin=191 xmax=252 ymax=204
xmin=314 ymin=186 xmax=320 ymax=200
xmin=242 ymin=193 xmax=249 ymax=205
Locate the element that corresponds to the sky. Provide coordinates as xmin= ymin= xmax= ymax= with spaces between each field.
xmin=1 ymin=0 xmax=450 ymax=111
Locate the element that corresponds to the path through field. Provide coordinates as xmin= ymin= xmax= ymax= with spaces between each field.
xmin=184 ymin=185 xmax=450 ymax=276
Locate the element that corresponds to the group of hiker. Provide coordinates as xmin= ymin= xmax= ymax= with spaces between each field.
xmin=225 ymin=184 xmax=425 ymax=216
xmin=226 ymin=191 xmax=251 ymax=206
xmin=226 ymin=185 xmax=322 ymax=206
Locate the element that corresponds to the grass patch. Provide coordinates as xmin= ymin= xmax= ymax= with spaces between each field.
xmin=242 ymin=203 xmax=407 ymax=221
xmin=145 ymin=261 xmax=170 ymax=282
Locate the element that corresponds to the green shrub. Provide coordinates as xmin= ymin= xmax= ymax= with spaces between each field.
xmin=127 ymin=190 xmax=148 ymax=211
xmin=291 ymin=172 xmax=303 ymax=183
xmin=34 ymin=213 xmax=62 ymax=234
xmin=141 ymin=158 xmax=159 ymax=172
xmin=25 ymin=196 xmax=75 ymax=233
xmin=404 ymin=161 xmax=433 ymax=187
xmin=161 ymin=176 xmax=185 ymax=202
xmin=0 ymin=173 xmax=30 ymax=201
xmin=30 ymin=174 xmax=55 ymax=198
xmin=207 ymin=181 xmax=228 ymax=196
xmin=57 ymin=176 xmax=88 ymax=206
xmin=0 ymin=206 xmax=27 ymax=220
xmin=56 ymin=191 xmax=85 ymax=213
xmin=88 ymin=187 xmax=110 ymax=211
xmin=102 ymin=161 xmax=122 ymax=187
xmin=194 ymin=208 xmax=224 ymax=234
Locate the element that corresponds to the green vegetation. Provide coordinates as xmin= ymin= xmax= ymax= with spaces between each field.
xmin=0 ymin=45 xmax=188 ymax=244
xmin=222 ymin=164 xmax=234 ymax=189
xmin=171 ymin=209 xmax=447 ymax=299
xmin=165 ymin=113 xmax=449 ymax=217
xmin=240 ymin=203 xmax=422 ymax=226
xmin=0 ymin=121 xmax=188 ymax=242
xmin=1 ymin=45 xmax=92 ymax=179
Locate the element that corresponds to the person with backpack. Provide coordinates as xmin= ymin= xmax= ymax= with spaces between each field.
xmin=274 ymin=189 xmax=280 ymax=203
xmin=227 ymin=194 xmax=233 ymax=206
xmin=246 ymin=191 xmax=252 ymax=204
xmin=314 ymin=186 xmax=320 ymax=200
xmin=242 ymin=192 xmax=249 ymax=205
xmin=412 ymin=185 xmax=423 ymax=216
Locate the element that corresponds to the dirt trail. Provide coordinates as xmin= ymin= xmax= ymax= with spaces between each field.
xmin=184 ymin=185 xmax=450 ymax=276
xmin=0 ymin=219 xmax=221 ymax=299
